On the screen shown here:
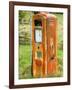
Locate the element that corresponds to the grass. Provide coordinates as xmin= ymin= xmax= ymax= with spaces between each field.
xmin=57 ymin=49 xmax=63 ymax=61
xmin=19 ymin=44 xmax=32 ymax=79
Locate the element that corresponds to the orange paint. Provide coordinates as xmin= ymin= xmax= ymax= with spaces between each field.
xmin=32 ymin=12 xmax=57 ymax=77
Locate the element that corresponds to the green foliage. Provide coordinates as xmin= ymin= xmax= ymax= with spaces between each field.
xmin=19 ymin=24 xmax=31 ymax=45
xmin=19 ymin=11 xmax=26 ymax=22
xmin=19 ymin=11 xmax=34 ymax=24
xmin=55 ymin=13 xmax=63 ymax=49
xmin=55 ymin=13 xmax=63 ymax=77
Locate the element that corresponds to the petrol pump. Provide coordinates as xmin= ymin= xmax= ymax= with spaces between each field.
xmin=32 ymin=12 xmax=57 ymax=77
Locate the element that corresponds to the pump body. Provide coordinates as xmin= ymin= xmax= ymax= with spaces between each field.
xmin=32 ymin=13 xmax=57 ymax=77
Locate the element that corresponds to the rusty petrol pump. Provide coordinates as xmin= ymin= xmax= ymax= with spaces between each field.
xmin=32 ymin=12 xmax=57 ymax=77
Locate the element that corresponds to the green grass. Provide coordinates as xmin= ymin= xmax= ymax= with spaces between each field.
xmin=19 ymin=44 xmax=32 ymax=79
xmin=57 ymin=49 xmax=63 ymax=77
xmin=57 ymin=49 xmax=63 ymax=60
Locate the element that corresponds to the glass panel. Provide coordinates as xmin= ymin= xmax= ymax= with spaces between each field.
xmin=35 ymin=30 xmax=42 ymax=43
